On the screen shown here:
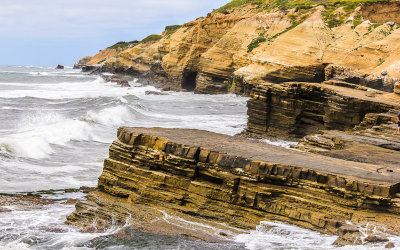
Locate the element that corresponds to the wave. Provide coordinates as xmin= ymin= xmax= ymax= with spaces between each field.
xmin=0 ymin=77 xmax=157 ymax=100
xmin=0 ymin=103 xmax=142 ymax=160
xmin=0 ymin=111 xmax=96 ymax=159
xmin=85 ymin=105 xmax=136 ymax=126
xmin=235 ymin=221 xmax=337 ymax=249
xmin=260 ymin=138 xmax=298 ymax=148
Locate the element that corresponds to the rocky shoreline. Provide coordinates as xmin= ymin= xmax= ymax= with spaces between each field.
xmin=65 ymin=0 xmax=400 ymax=247
xmin=66 ymin=127 xmax=400 ymax=247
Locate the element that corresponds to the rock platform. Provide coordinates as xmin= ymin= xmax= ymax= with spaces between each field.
xmin=67 ymin=127 xmax=400 ymax=244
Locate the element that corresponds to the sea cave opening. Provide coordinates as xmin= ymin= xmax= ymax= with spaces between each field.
xmin=182 ymin=71 xmax=197 ymax=91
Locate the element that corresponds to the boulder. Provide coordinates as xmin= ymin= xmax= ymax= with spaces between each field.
xmin=73 ymin=56 xmax=92 ymax=69
xmin=145 ymin=91 xmax=168 ymax=96
xmin=56 ymin=64 xmax=64 ymax=69
xmin=394 ymin=81 xmax=400 ymax=95
xmin=364 ymin=235 xmax=389 ymax=243
xmin=386 ymin=242 xmax=395 ymax=248
xmin=118 ymin=80 xmax=131 ymax=87
xmin=0 ymin=207 xmax=11 ymax=213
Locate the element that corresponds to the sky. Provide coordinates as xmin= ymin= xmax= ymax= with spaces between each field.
xmin=0 ymin=0 xmax=230 ymax=66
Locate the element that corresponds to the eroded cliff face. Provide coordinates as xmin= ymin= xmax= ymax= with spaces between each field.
xmin=245 ymin=81 xmax=399 ymax=138
xmin=78 ymin=1 xmax=400 ymax=94
xmin=67 ymin=127 xmax=400 ymax=246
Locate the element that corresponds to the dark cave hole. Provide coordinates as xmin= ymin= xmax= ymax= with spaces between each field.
xmin=182 ymin=71 xmax=197 ymax=91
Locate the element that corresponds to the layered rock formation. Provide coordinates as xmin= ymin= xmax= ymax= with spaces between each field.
xmin=245 ymin=81 xmax=399 ymax=138
xmin=75 ymin=0 xmax=400 ymax=94
xmin=73 ymin=56 xmax=92 ymax=69
xmin=296 ymin=108 xmax=400 ymax=166
xmin=67 ymin=127 xmax=400 ymax=245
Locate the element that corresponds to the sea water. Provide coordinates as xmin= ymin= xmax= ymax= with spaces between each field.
xmin=0 ymin=66 xmax=397 ymax=249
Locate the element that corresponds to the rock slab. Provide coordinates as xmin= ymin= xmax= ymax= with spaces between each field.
xmin=67 ymin=127 xmax=400 ymax=241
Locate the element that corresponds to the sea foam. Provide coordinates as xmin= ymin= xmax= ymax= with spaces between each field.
xmin=0 ymin=111 xmax=95 ymax=159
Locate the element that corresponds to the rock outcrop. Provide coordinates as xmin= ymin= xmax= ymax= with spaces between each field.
xmin=244 ymin=81 xmax=398 ymax=139
xmin=73 ymin=56 xmax=92 ymax=69
xmin=296 ymin=108 xmax=400 ymax=166
xmin=67 ymin=127 xmax=400 ymax=245
xmin=75 ymin=0 xmax=400 ymax=94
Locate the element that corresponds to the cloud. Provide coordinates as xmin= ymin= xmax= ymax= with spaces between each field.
xmin=0 ymin=0 xmax=229 ymax=39
xmin=0 ymin=0 xmax=230 ymax=65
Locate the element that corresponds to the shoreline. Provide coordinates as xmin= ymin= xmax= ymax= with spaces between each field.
xmin=67 ymin=127 xmax=400 ymax=247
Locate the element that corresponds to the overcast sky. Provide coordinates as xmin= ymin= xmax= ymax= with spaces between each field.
xmin=0 ymin=0 xmax=229 ymax=66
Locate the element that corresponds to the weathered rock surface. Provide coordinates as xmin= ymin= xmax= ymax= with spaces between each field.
xmin=395 ymin=81 xmax=400 ymax=95
xmin=296 ymin=109 xmax=400 ymax=166
xmin=75 ymin=1 xmax=400 ymax=94
xmin=67 ymin=127 xmax=400 ymax=242
xmin=0 ymin=194 xmax=54 ymax=210
xmin=73 ymin=56 xmax=92 ymax=69
xmin=244 ymin=81 xmax=398 ymax=139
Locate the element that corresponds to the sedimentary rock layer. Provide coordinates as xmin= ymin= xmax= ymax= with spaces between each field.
xmin=77 ymin=1 xmax=400 ymax=94
xmin=245 ymin=81 xmax=399 ymax=138
xmin=296 ymin=109 xmax=400 ymax=166
xmin=67 ymin=127 xmax=400 ymax=241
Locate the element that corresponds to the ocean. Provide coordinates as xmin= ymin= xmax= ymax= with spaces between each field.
xmin=0 ymin=66 xmax=396 ymax=249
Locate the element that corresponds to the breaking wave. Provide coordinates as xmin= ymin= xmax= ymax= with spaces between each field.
xmin=0 ymin=111 xmax=96 ymax=159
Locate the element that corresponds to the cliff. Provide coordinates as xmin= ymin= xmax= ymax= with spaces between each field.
xmin=67 ymin=1 xmax=400 ymax=246
xmin=245 ymin=81 xmax=400 ymax=139
xmin=77 ymin=0 xmax=400 ymax=94
xmin=67 ymin=127 xmax=400 ymax=246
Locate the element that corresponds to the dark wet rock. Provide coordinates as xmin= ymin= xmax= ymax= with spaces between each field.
xmin=101 ymin=74 xmax=134 ymax=83
xmin=119 ymin=80 xmax=131 ymax=87
xmin=80 ymin=227 xmax=245 ymax=250
xmin=145 ymin=91 xmax=168 ymax=96
xmin=81 ymin=65 xmax=101 ymax=73
xmin=73 ymin=56 xmax=92 ymax=69
xmin=364 ymin=235 xmax=389 ymax=243
xmin=62 ymin=199 xmax=80 ymax=205
xmin=56 ymin=64 xmax=64 ymax=70
xmin=0 ymin=207 xmax=12 ymax=212
xmin=386 ymin=242 xmax=395 ymax=248
xmin=0 ymin=194 xmax=53 ymax=210
xmin=80 ymin=186 xmax=96 ymax=193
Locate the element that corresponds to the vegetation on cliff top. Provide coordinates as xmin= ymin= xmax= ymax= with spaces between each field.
xmin=108 ymin=41 xmax=139 ymax=50
xmin=141 ymin=34 xmax=162 ymax=43
xmin=217 ymin=0 xmax=390 ymax=13
xmin=164 ymin=25 xmax=182 ymax=38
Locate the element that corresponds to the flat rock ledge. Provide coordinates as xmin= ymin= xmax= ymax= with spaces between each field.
xmin=67 ymin=127 xmax=400 ymax=245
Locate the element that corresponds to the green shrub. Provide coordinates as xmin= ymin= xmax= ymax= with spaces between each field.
xmin=164 ymin=25 xmax=182 ymax=38
xmin=108 ymin=41 xmax=139 ymax=50
xmin=217 ymin=0 xmax=265 ymax=12
xmin=141 ymin=34 xmax=162 ymax=43
xmin=247 ymin=33 xmax=267 ymax=52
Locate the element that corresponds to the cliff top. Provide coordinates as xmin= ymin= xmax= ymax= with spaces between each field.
xmin=118 ymin=127 xmax=400 ymax=185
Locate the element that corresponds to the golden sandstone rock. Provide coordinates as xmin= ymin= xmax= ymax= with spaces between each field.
xmin=69 ymin=1 xmax=400 ymax=246
xmin=67 ymin=127 xmax=400 ymax=243
xmin=77 ymin=1 xmax=400 ymax=94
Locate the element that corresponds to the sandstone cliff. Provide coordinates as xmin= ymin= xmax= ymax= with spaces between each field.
xmin=77 ymin=0 xmax=400 ymax=94
xmin=67 ymin=127 xmax=400 ymax=246
xmin=245 ymin=80 xmax=400 ymax=138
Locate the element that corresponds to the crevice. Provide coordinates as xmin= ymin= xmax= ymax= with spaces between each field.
xmin=182 ymin=71 xmax=198 ymax=91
